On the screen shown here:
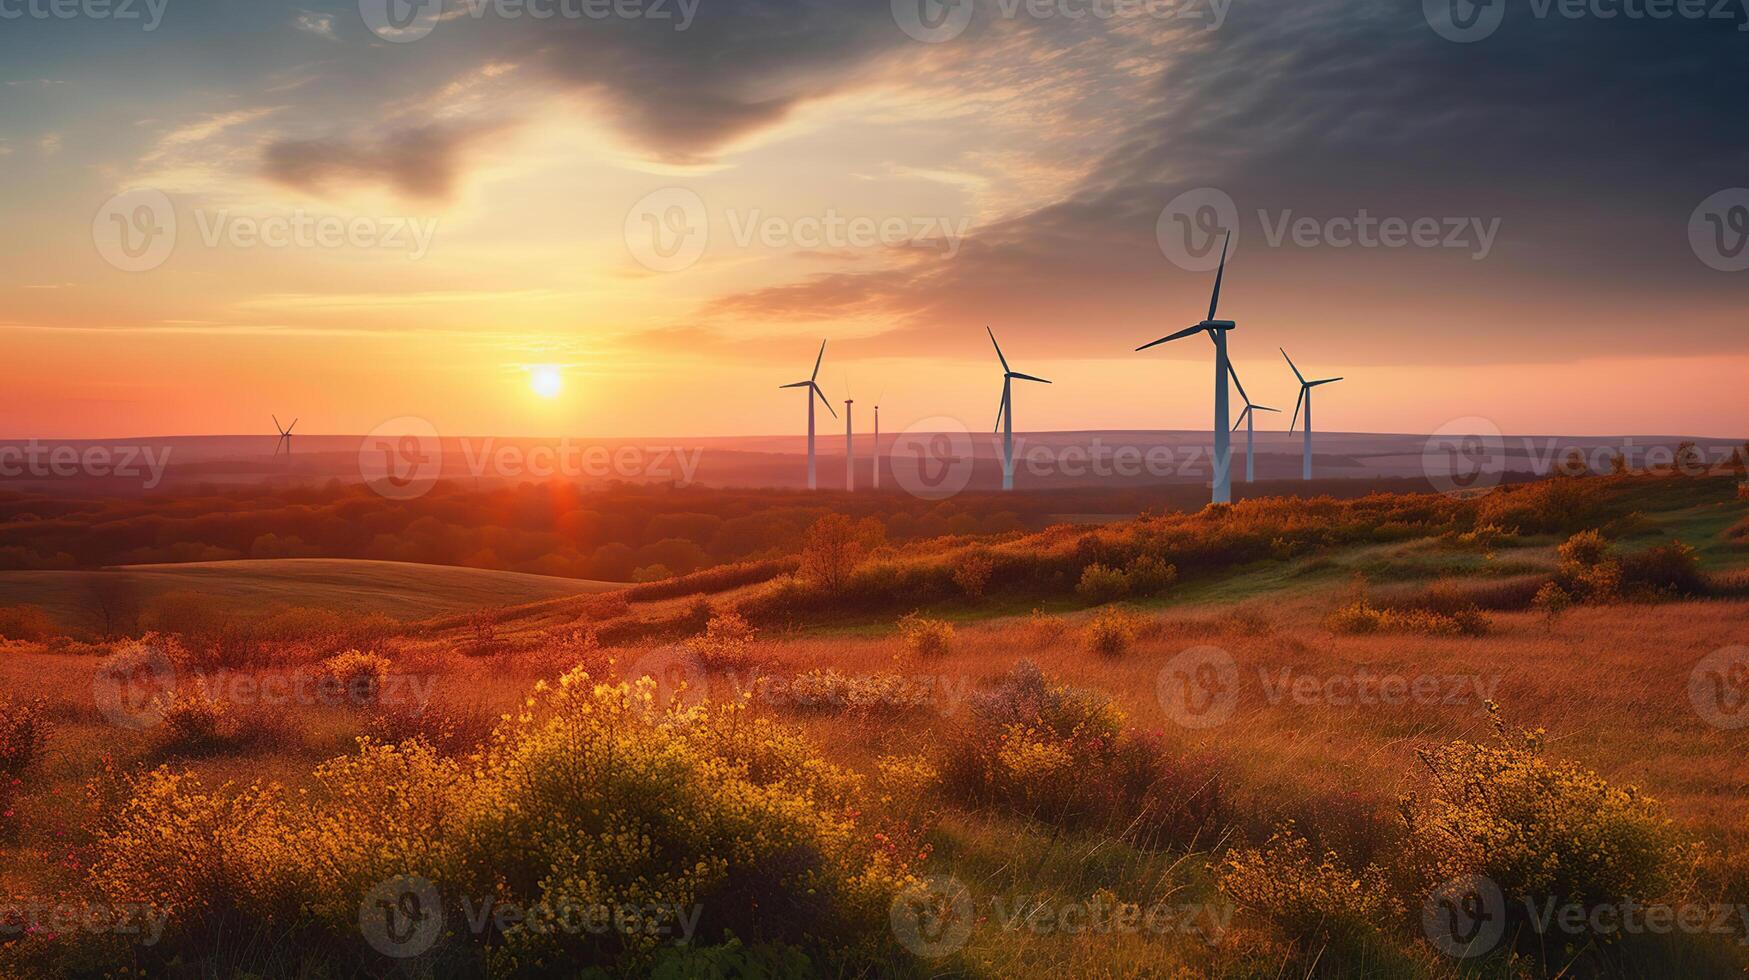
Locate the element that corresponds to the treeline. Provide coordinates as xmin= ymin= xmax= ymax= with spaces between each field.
xmin=0 ymin=480 xmax=1204 ymax=581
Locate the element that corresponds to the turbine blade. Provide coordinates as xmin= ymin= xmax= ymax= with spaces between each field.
xmin=1310 ymin=377 xmax=1344 ymax=387
xmin=1226 ymin=360 xmax=1250 ymax=407
xmin=272 ymin=414 xmax=283 ymax=434
xmin=288 ymin=419 xmax=297 ymax=433
xmin=1008 ymin=372 xmax=1051 ymax=384
xmin=1231 ymin=406 xmax=1249 ymax=432
xmin=1281 ymin=347 xmax=1305 ymax=384
xmin=811 ymin=382 xmax=837 ymax=418
xmin=1207 ymin=230 xmax=1231 ymax=322
xmin=1135 ymin=324 xmax=1206 ymax=351
xmin=779 ymin=381 xmax=810 ymax=389
xmin=987 ymin=326 xmax=1010 ymax=373
xmin=811 ymin=339 xmax=826 ymax=382
xmin=1289 ymin=388 xmax=1305 ymax=433
xmin=994 ymin=392 xmax=1006 ymax=433
xmin=1255 ymin=405 xmax=1281 ymax=413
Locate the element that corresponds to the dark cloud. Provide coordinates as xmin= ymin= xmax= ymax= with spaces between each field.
xmin=261 ymin=121 xmax=505 ymax=200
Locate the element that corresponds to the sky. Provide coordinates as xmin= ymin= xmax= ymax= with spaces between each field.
xmin=1 ymin=0 xmax=1745 ymax=440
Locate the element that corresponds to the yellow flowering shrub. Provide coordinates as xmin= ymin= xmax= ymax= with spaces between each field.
xmin=1220 ymin=824 xmax=1400 ymax=948
xmin=1401 ymin=702 xmax=1684 ymax=908
xmin=317 ymin=649 xmax=393 ymax=705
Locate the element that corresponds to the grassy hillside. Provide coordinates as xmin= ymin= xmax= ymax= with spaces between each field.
xmin=0 ymin=558 xmax=620 ymax=627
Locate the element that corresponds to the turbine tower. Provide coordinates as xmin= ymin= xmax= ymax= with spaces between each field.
xmin=1227 ymin=367 xmax=1279 ymax=484
xmin=779 ymin=340 xmax=836 ymax=490
xmin=1282 ymin=348 xmax=1343 ymax=481
xmin=872 ymin=403 xmax=881 ymax=490
xmin=844 ymin=397 xmax=855 ymax=492
xmin=273 ymin=415 xmax=297 ymax=456
xmin=1137 ymin=231 xmax=1237 ymax=504
xmin=987 ymin=327 xmax=1051 ymax=491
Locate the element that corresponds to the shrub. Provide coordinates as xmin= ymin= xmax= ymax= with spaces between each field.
xmin=799 ymin=513 xmax=865 ymax=593
xmin=1123 ymin=555 xmax=1178 ymax=596
xmin=1558 ymin=529 xmax=1611 ymax=567
xmin=1620 ymin=541 xmax=1706 ymax=598
xmin=684 ymin=610 xmax=759 ymax=670
xmin=1328 ymin=598 xmax=1487 ymax=637
xmin=896 ymin=612 xmax=954 ymax=658
xmin=1401 ymin=703 xmax=1685 ymax=915
xmin=950 ymin=552 xmax=995 ymax=600
xmin=1532 ymin=582 xmax=1574 ymax=623
xmin=1075 ymin=563 xmax=1130 ymax=604
xmin=1021 ymin=608 xmax=1070 ymax=648
xmin=150 ymin=689 xmax=238 ymax=757
xmin=317 ymin=649 xmax=392 ymax=706
xmin=0 ymin=604 xmax=55 ymax=641
xmin=0 ymin=698 xmax=48 ymax=779
xmin=632 ymin=563 xmax=675 ymax=583
xmin=1220 ymin=825 xmax=1399 ymax=951
xmin=369 ymin=698 xmax=496 ymax=756
xmin=1082 ymin=605 xmax=1143 ymax=656
xmin=766 ymin=670 xmax=935 ymax=717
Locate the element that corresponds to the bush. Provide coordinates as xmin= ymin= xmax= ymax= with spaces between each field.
xmin=1620 ymin=541 xmax=1706 ymax=598
xmin=317 ymin=649 xmax=392 ymax=706
xmin=763 ymin=670 xmax=935 ymax=717
xmin=1328 ymin=598 xmax=1488 ymax=637
xmin=1021 ymin=608 xmax=1070 ymax=648
xmin=0 ymin=604 xmax=55 ymax=641
xmin=0 ymin=698 xmax=48 ymax=779
xmin=1082 ymin=605 xmax=1143 ymax=656
xmin=684 ymin=610 xmax=759 ymax=670
xmin=950 ymin=552 xmax=995 ymax=600
xmin=1558 ymin=529 xmax=1611 ymax=567
xmin=1220 ymin=825 xmax=1399 ymax=951
xmin=1402 ymin=703 xmax=1685 ymax=915
xmin=799 ymin=513 xmax=865 ymax=593
xmin=1075 ymin=563 xmax=1130 ymax=604
xmin=896 ymin=612 xmax=954 ymax=658
xmin=1532 ymin=581 xmax=1575 ymax=623
xmin=149 ymin=689 xmax=238 ymax=757
xmin=1123 ymin=555 xmax=1178 ymax=596
xmin=85 ymin=674 xmax=921 ymax=974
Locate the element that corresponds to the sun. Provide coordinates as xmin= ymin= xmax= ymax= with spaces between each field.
xmin=529 ymin=365 xmax=563 ymax=399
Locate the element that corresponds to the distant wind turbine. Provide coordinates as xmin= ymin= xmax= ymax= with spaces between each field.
xmin=1227 ymin=366 xmax=1279 ymax=484
xmin=844 ymin=395 xmax=855 ymax=492
xmin=1282 ymin=348 xmax=1343 ymax=480
xmin=1137 ymin=231 xmax=1237 ymax=504
xmin=779 ymin=340 xmax=836 ymax=490
xmin=988 ymin=327 xmax=1051 ymax=492
xmin=872 ymin=396 xmax=882 ymax=490
xmin=273 ymin=415 xmax=297 ymax=456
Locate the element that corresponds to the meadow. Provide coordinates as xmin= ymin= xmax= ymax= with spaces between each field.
xmin=2 ymin=469 xmax=1747 ymax=977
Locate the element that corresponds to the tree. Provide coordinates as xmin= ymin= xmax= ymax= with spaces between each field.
xmin=79 ymin=571 xmax=140 ymax=639
xmin=799 ymin=514 xmax=865 ymax=593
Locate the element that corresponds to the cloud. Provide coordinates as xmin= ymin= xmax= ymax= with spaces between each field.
xmin=293 ymin=11 xmax=337 ymax=40
xmin=261 ymin=120 xmax=506 ymax=200
xmin=38 ymin=133 xmax=61 ymax=155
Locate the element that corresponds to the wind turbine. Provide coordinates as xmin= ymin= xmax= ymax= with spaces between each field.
xmin=872 ymin=396 xmax=882 ymax=490
xmin=1282 ymin=349 xmax=1343 ymax=481
xmin=272 ymin=415 xmax=297 ymax=456
xmin=779 ymin=340 xmax=836 ymax=490
xmin=1137 ymin=231 xmax=1237 ymax=504
xmin=844 ymin=395 xmax=855 ymax=492
xmin=1227 ymin=367 xmax=1279 ymax=484
xmin=988 ymin=327 xmax=1051 ymax=491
